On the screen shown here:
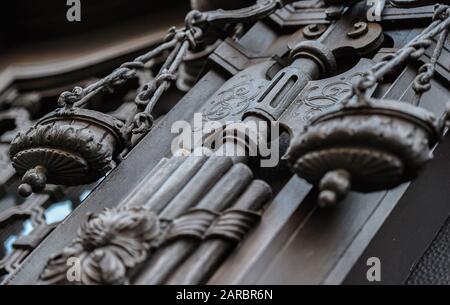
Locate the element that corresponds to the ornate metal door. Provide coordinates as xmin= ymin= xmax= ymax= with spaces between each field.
xmin=1 ymin=0 xmax=450 ymax=285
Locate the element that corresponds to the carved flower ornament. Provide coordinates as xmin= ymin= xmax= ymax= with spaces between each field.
xmin=40 ymin=206 xmax=160 ymax=285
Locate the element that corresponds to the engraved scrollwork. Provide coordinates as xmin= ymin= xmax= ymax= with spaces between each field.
xmin=205 ymin=75 xmax=264 ymax=120
xmin=291 ymin=72 xmax=362 ymax=123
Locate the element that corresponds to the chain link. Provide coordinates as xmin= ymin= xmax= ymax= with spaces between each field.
xmin=352 ymin=4 xmax=450 ymax=100
xmin=58 ymin=38 xmax=178 ymax=109
xmin=412 ymin=25 xmax=449 ymax=105
xmin=55 ymin=1 xmax=282 ymax=139
xmin=129 ymin=25 xmax=202 ymax=135
xmin=56 ymin=12 xmax=204 ymax=138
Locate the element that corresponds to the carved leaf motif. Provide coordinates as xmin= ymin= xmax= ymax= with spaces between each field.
xmin=40 ymin=206 xmax=160 ymax=285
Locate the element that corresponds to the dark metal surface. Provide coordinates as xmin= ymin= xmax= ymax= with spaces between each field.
xmin=407 ymin=216 xmax=450 ymax=285
xmin=1 ymin=0 xmax=450 ymax=285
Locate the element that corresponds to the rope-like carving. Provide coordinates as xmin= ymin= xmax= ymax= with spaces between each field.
xmin=205 ymin=209 xmax=261 ymax=243
xmin=39 ymin=204 xmax=263 ymax=284
xmin=9 ymin=0 xmax=286 ymax=196
xmin=166 ymin=209 xmax=219 ymax=241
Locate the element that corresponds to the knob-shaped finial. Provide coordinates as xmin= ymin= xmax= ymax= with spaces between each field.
xmin=18 ymin=165 xmax=48 ymax=197
xmin=18 ymin=183 xmax=33 ymax=197
xmin=318 ymin=169 xmax=351 ymax=207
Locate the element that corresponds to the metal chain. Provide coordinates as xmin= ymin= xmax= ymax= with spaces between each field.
xmin=126 ymin=0 xmax=284 ymax=135
xmin=412 ymin=25 xmax=449 ymax=105
xmin=58 ymin=38 xmax=178 ymax=109
xmin=55 ymin=1 xmax=282 ymax=138
xmin=128 ymin=26 xmax=202 ymax=135
xmin=57 ymin=14 xmax=204 ymax=137
xmin=352 ymin=4 xmax=450 ymax=99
